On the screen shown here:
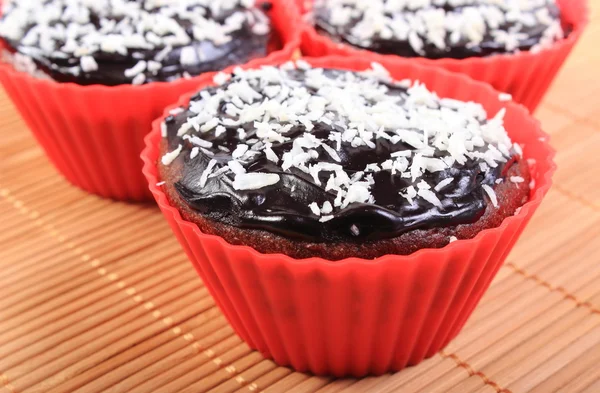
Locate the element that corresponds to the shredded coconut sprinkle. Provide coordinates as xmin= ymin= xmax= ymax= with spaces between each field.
xmin=482 ymin=184 xmax=498 ymax=208
xmin=199 ymin=159 xmax=218 ymax=187
xmin=233 ymin=173 xmax=281 ymax=190
xmin=161 ymin=144 xmax=182 ymax=166
xmin=161 ymin=61 xmax=521 ymax=223
xmin=309 ymin=202 xmax=321 ymax=216
xmin=434 ymin=178 xmax=454 ymax=192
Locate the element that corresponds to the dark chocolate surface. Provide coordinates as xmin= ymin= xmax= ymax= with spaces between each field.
xmin=163 ymin=68 xmax=516 ymax=243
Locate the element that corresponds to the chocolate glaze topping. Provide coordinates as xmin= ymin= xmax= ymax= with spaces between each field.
xmin=0 ymin=0 xmax=270 ymax=85
xmin=161 ymin=62 xmax=520 ymax=242
xmin=313 ymin=0 xmax=564 ymax=59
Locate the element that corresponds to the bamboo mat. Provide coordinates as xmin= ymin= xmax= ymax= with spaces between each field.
xmin=1 ymin=10 xmax=600 ymax=393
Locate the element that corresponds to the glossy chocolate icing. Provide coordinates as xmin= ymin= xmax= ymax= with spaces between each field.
xmin=313 ymin=1 xmax=563 ymax=59
xmin=164 ymin=69 xmax=513 ymax=243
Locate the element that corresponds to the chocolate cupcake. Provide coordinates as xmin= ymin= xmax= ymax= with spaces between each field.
xmin=300 ymin=0 xmax=587 ymax=112
xmin=144 ymin=57 xmax=555 ymax=375
xmin=0 ymin=0 xmax=272 ymax=85
xmin=0 ymin=0 xmax=300 ymax=201
xmin=312 ymin=0 xmax=565 ymax=59
xmin=157 ymin=61 xmax=530 ymax=260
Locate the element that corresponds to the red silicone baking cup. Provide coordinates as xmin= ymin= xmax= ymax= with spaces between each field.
xmin=0 ymin=0 xmax=301 ymax=201
xmin=294 ymin=0 xmax=309 ymax=14
xmin=142 ymin=56 xmax=555 ymax=376
xmin=300 ymin=0 xmax=588 ymax=112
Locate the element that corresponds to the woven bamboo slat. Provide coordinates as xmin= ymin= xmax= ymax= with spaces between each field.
xmin=1 ymin=3 xmax=599 ymax=390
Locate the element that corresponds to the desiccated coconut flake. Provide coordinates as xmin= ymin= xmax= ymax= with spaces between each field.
xmin=510 ymin=176 xmax=525 ymax=183
xmin=213 ymin=72 xmax=231 ymax=85
xmin=209 ymin=166 xmax=231 ymax=178
xmin=80 ymin=56 xmax=98 ymax=72
xmin=132 ymin=73 xmax=146 ymax=85
xmin=154 ymin=45 xmax=172 ymax=62
xmin=482 ymin=184 xmax=498 ymax=208
xmin=252 ymin=22 xmax=270 ymax=35
xmin=125 ymin=60 xmax=147 ymax=78
xmin=449 ymin=236 xmax=458 ymax=243
xmin=400 ymin=185 xmax=417 ymax=204
xmin=177 ymin=123 xmax=193 ymax=137
xmin=391 ymin=150 xmax=412 ymax=157
xmin=417 ymin=188 xmax=442 ymax=208
xmin=233 ymin=173 xmax=281 ymax=190
xmin=180 ymin=47 xmax=199 ymax=65
xmin=321 ymin=143 xmax=341 ymax=162
xmin=341 ymin=183 xmax=372 ymax=208
xmin=201 ymin=147 xmax=215 ymax=156
xmin=227 ymin=160 xmax=246 ymax=174
xmin=365 ymin=163 xmax=381 ymax=172
xmin=199 ymin=159 xmax=218 ymax=187
xmin=232 ymin=144 xmax=249 ymax=159
xmin=416 ymin=180 xmax=431 ymax=190
xmin=498 ymin=93 xmax=512 ymax=102
xmin=434 ymin=177 xmax=454 ymax=192
xmin=200 ymin=118 xmax=220 ymax=132
xmin=308 ymin=202 xmax=321 ymax=216
xmin=147 ymin=61 xmax=162 ymax=73
xmin=187 ymin=136 xmax=213 ymax=148
xmin=265 ymin=145 xmax=279 ymax=163
xmin=215 ymin=125 xmax=227 ymax=137
xmin=161 ymin=144 xmax=182 ymax=166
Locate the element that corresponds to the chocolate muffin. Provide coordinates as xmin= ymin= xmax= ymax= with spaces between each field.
xmin=0 ymin=0 xmax=271 ymax=85
xmin=157 ymin=61 xmax=530 ymax=260
xmin=312 ymin=0 xmax=565 ymax=59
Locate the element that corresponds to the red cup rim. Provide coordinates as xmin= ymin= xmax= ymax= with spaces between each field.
xmin=301 ymin=0 xmax=589 ymax=68
xmin=0 ymin=0 xmax=301 ymax=93
xmin=141 ymin=56 xmax=556 ymax=267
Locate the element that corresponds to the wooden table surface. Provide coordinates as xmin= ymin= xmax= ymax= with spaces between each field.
xmin=1 ymin=3 xmax=600 ymax=392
